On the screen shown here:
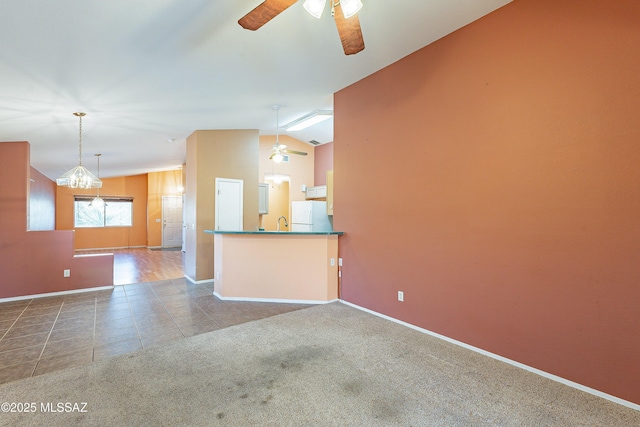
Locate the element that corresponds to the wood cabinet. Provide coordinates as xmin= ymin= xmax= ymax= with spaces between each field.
xmin=258 ymin=183 xmax=269 ymax=214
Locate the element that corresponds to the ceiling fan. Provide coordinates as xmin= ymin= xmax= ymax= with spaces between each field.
xmin=269 ymin=106 xmax=308 ymax=162
xmin=238 ymin=0 xmax=365 ymax=55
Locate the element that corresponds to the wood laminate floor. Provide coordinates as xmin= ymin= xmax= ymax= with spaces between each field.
xmin=0 ymin=248 xmax=312 ymax=384
xmin=79 ymin=247 xmax=185 ymax=285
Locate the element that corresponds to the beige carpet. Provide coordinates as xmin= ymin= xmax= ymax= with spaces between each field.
xmin=0 ymin=302 xmax=638 ymax=426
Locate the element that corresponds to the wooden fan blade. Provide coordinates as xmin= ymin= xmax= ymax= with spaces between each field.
xmin=238 ymin=0 xmax=298 ymax=31
xmin=333 ymin=3 xmax=365 ymax=55
xmin=269 ymin=152 xmax=276 ymax=159
xmin=285 ymin=150 xmax=308 ymax=156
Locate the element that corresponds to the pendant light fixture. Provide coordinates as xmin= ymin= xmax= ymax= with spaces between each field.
xmin=89 ymin=154 xmax=106 ymax=208
xmin=56 ymin=112 xmax=102 ymax=189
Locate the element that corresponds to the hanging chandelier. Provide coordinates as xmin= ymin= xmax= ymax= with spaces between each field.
xmin=89 ymin=154 xmax=107 ymax=208
xmin=56 ymin=112 xmax=102 ymax=189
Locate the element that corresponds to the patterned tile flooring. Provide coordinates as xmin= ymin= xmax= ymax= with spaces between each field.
xmin=0 ymin=263 xmax=311 ymax=384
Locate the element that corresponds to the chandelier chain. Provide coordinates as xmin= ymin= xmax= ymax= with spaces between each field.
xmin=77 ymin=113 xmax=83 ymax=166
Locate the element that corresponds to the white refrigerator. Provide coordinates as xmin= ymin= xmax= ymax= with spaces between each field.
xmin=291 ymin=201 xmax=332 ymax=232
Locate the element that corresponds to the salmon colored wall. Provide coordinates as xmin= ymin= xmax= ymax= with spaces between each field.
xmin=314 ymin=142 xmax=333 ymax=186
xmin=258 ymin=135 xmax=315 ymax=226
xmin=214 ymin=233 xmax=338 ymax=302
xmin=184 ymin=130 xmax=259 ymax=282
xmin=29 ymin=167 xmax=56 ymax=231
xmin=56 ymin=174 xmax=148 ymax=249
xmin=334 ymin=0 xmax=640 ymax=405
xmin=0 ymin=142 xmax=113 ymax=300
xmin=147 ymin=169 xmax=184 ymax=247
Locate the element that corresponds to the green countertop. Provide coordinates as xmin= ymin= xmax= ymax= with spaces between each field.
xmin=204 ymin=230 xmax=343 ymax=236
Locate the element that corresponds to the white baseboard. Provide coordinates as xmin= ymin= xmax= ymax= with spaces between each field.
xmin=0 ymin=286 xmax=114 ymax=303
xmin=74 ymin=246 xmax=146 ymax=252
xmin=339 ymin=300 xmax=640 ymax=412
xmin=185 ymin=275 xmax=214 ymax=285
xmin=213 ymin=291 xmax=337 ymax=305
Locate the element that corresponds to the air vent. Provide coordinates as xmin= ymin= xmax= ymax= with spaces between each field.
xmin=282 ymin=154 xmax=290 ymax=163
xmin=309 ymin=140 xmax=321 ymax=146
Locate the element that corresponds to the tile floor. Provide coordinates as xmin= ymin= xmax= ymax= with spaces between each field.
xmin=0 ymin=278 xmax=312 ymax=385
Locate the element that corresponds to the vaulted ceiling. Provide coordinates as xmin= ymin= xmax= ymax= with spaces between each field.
xmin=0 ymin=0 xmax=511 ymax=180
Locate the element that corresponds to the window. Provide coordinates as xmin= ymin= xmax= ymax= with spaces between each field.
xmin=74 ymin=197 xmax=133 ymax=228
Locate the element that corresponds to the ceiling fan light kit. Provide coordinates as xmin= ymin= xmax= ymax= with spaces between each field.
xmin=336 ymin=0 xmax=363 ymax=19
xmin=56 ymin=112 xmax=103 ymax=189
xmin=239 ymin=0 xmax=365 ymax=55
xmin=304 ymin=0 xmax=362 ymax=19
xmin=269 ymin=105 xmax=308 ymax=162
xmin=303 ymin=0 xmax=327 ymax=18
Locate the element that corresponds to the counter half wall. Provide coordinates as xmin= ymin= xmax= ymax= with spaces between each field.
xmin=206 ymin=231 xmax=343 ymax=304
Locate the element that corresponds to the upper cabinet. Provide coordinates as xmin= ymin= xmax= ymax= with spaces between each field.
xmin=258 ymin=183 xmax=269 ymax=214
xmin=305 ymin=185 xmax=326 ymax=200
xmin=306 ymin=170 xmax=333 ymax=215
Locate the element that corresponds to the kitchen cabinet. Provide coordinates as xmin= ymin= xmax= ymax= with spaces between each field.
xmin=305 ymin=185 xmax=327 ymax=200
xmin=258 ymin=183 xmax=269 ymax=214
xmin=306 ymin=186 xmax=317 ymax=199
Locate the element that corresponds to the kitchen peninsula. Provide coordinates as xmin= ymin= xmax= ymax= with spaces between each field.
xmin=205 ymin=230 xmax=343 ymax=303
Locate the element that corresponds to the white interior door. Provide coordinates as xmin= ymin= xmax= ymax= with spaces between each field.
xmin=162 ymin=196 xmax=183 ymax=248
xmin=215 ymin=178 xmax=243 ymax=231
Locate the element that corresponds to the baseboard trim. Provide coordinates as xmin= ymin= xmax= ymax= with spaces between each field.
xmin=184 ymin=275 xmax=214 ymax=285
xmin=339 ymin=300 xmax=640 ymax=412
xmin=0 ymin=286 xmax=114 ymax=303
xmin=213 ymin=292 xmax=337 ymax=305
xmin=74 ymin=246 xmax=146 ymax=252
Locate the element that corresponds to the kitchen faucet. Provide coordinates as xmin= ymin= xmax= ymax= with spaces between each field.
xmin=277 ymin=216 xmax=288 ymax=232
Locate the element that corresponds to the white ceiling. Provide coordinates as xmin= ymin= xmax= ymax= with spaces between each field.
xmin=0 ymin=0 xmax=511 ymax=180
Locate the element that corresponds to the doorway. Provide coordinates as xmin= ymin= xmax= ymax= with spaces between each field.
xmin=263 ymin=174 xmax=290 ymax=231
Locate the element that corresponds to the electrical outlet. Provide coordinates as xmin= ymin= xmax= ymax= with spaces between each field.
xmin=330 ymin=258 xmax=335 ymax=266
xmin=63 ymin=269 xmax=71 ymax=278
xmin=338 ymin=258 xmax=343 ymax=267
xmin=398 ymin=291 xmax=404 ymax=302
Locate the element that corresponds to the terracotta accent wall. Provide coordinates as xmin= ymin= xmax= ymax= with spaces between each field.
xmin=334 ymin=0 xmax=640 ymax=405
xmin=0 ymin=142 xmax=113 ymax=299
xmin=184 ymin=130 xmax=259 ymax=282
xmin=313 ymin=142 xmax=333 ymax=186
xmin=56 ymin=174 xmax=148 ymax=249
xmin=28 ymin=167 xmax=56 ymax=231
xmin=147 ymin=169 xmax=184 ymax=247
